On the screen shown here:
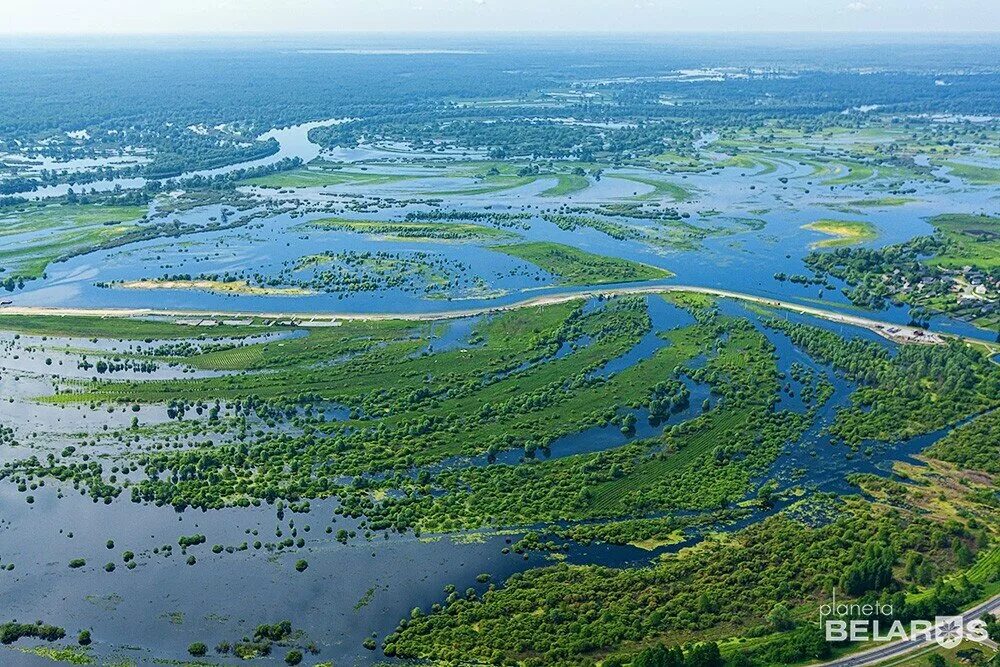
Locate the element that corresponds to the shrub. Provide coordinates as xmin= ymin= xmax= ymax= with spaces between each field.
xmin=0 ymin=622 xmax=66 ymax=645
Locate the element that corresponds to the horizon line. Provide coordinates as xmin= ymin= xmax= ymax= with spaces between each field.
xmin=2 ymin=28 xmax=1000 ymax=37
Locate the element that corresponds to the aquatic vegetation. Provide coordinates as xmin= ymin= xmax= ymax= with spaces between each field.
xmin=0 ymin=621 xmax=66 ymax=645
xmin=0 ymin=203 xmax=146 ymax=238
xmin=542 ymin=213 xmax=638 ymax=241
xmin=539 ymin=173 xmax=590 ymax=197
xmin=540 ymin=212 xmax=735 ymax=251
xmin=937 ymin=160 xmax=1000 ymax=185
xmin=21 ymin=644 xmax=95 ymax=665
xmin=820 ymin=161 xmax=875 ymax=186
xmin=840 ymin=196 xmax=916 ymax=208
xmin=404 ymin=208 xmax=532 ymax=228
xmin=426 ymin=174 xmax=544 ymax=196
xmin=764 ymin=317 xmax=1000 ymax=445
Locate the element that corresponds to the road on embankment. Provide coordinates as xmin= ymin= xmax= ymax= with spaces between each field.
xmin=0 ymin=285 xmax=995 ymax=350
xmin=814 ymin=591 xmax=1000 ymax=667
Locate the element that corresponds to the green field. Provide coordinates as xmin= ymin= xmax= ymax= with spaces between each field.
xmin=495 ymin=241 xmax=673 ymax=285
xmin=926 ymin=213 xmax=1000 ymax=269
xmin=939 ymin=160 xmax=1000 ymax=185
xmin=0 ymin=314 xmax=281 ymax=340
xmin=306 ymin=217 xmax=515 ymax=242
xmin=242 ymin=167 xmax=412 ymax=188
xmin=425 ymin=174 xmax=542 ymax=196
xmin=0 ymin=203 xmax=148 ymax=279
xmin=820 ymin=162 xmax=875 ymax=186
xmin=610 ymin=174 xmax=697 ymax=202
xmin=802 ymin=219 xmax=878 ymax=248
xmin=539 ymin=173 xmax=590 ymax=197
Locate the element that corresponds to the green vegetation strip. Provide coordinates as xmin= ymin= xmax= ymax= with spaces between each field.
xmin=495 ymin=241 xmax=672 ymax=285
xmin=0 ymin=315 xmax=280 ymax=340
xmin=610 ymin=174 xmax=696 ymax=202
xmin=306 ymin=217 xmax=514 ymax=241
xmin=539 ymin=173 xmax=590 ymax=197
xmin=802 ymin=219 xmax=877 ymax=248
xmin=242 ymin=167 xmax=412 ymax=188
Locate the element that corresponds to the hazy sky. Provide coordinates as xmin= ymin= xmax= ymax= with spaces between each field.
xmin=4 ymin=0 xmax=999 ymax=34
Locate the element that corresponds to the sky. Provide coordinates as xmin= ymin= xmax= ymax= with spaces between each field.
xmin=3 ymin=0 xmax=999 ymax=35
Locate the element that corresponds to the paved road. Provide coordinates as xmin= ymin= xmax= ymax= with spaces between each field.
xmin=815 ymin=593 xmax=1000 ymax=667
xmin=1 ymin=284 xmax=994 ymax=349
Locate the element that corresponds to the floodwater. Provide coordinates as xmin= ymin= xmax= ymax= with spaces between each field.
xmin=6 ymin=117 xmax=996 ymax=345
xmin=0 ymin=291 xmax=977 ymax=665
xmin=1 ymin=117 xmax=998 ymax=665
